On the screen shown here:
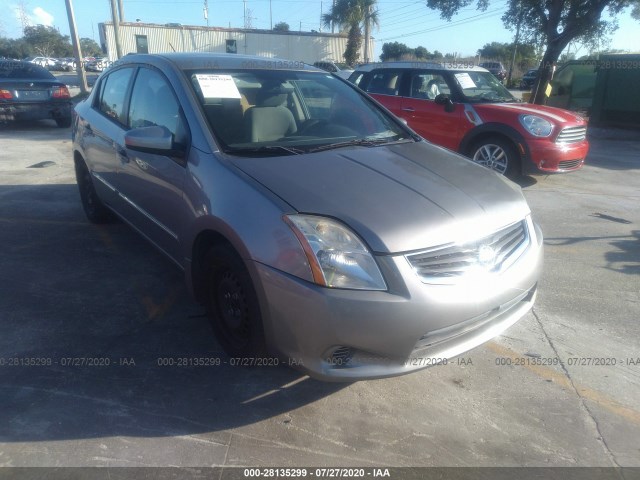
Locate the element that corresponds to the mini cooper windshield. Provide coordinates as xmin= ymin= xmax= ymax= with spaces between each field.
xmin=453 ymin=71 xmax=516 ymax=104
xmin=188 ymin=69 xmax=413 ymax=155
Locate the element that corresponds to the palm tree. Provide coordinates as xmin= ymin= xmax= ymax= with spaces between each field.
xmin=322 ymin=0 xmax=379 ymax=66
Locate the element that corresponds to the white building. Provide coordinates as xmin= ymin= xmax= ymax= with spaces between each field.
xmin=99 ymin=21 xmax=374 ymax=65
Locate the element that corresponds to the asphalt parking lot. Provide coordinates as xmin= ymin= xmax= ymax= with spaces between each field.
xmin=0 ymin=119 xmax=639 ymax=471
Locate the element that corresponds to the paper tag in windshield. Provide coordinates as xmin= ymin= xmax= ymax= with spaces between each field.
xmin=454 ymin=73 xmax=477 ymax=89
xmin=195 ymin=74 xmax=241 ymax=99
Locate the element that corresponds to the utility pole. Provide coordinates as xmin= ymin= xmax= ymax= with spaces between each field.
xmin=331 ymin=0 xmax=335 ymax=33
xmin=64 ymin=0 xmax=89 ymax=94
xmin=270 ymin=0 xmax=273 ymax=29
xmin=110 ymin=0 xmax=123 ymax=59
xmin=507 ymin=3 xmax=523 ymax=87
xmin=204 ymin=0 xmax=209 ymax=26
xmin=117 ymin=0 xmax=125 ymax=22
xmin=363 ymin=3 xmax=371 ymax=63
xmin=319 ymin=2 xmax=322 ymax=32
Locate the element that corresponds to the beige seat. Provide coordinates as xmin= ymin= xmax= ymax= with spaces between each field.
xmin=244 ymin=87 xmax=297 ymax=142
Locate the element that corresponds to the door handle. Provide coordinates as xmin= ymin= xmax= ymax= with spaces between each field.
xmin=116 ymin=146 xmax=129 ymax=163
xmin=401 ymin=107 xmax=415 ymax=112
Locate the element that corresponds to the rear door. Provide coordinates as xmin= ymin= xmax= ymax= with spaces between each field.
xmin=81 ymin=66 xmax=135 ymax=207
xmin=400 ymin=70 xmax=463 ymax=150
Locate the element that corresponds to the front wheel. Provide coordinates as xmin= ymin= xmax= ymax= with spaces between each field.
xmin=469 ymin=137 xmax=520 ymax=178
xmin=204 ymin=245 xmax=267 ymax=359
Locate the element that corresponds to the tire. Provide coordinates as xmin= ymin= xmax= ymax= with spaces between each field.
xmin=56 ymin=116 xmax=72 ymax=128
xmin=469 ymin=137 xmax=520 ymax=178
xmin=75 ymin=160 xmax=114 ymax=223
xmin=204 ymin=245 xmax=267 ymax=359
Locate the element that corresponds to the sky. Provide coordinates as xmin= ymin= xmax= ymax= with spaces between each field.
xmin=1 ymin=0 xmax=638 ymax=60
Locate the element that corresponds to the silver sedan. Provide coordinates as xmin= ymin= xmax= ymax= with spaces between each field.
xmin=72 ymin=53 xmax=542 ymax=380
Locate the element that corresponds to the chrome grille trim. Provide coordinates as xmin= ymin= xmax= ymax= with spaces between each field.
xmin=406 ymin=220 xmax=530 ymax=284
xmin=558 ymin=159 xmax=582 ymax=170
xmin=556 ymin=126 xmax=586 ymax=143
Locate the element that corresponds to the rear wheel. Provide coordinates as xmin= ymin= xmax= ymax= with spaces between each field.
xmin=75 ymin=160 xmax=114 ymax=223
xmin=469 ymin=137 xmax=520 ymax=178
xmin=56 ymin=116 xmax=72 ymax=128
xmin=204 ymin=245 xmax=267 ymax=359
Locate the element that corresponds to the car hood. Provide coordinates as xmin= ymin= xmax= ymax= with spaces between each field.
xmin=475 ymin=102 xmax=586 ymax=125
xmin=232 ymin=141 xmax=530 ymax=254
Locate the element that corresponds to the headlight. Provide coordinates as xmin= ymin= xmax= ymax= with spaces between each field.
xmin=519 ymin=114 xmax=553 ymax=137
xmin=284 ymin=215 xmax=387 ymax=291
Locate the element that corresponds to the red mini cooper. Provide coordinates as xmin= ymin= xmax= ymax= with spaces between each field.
xmin=349 ymin=62 xmax=589 ymax=177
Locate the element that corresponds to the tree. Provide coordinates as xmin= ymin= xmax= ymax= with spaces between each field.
xmin=478 ymin=41 xmax=538 ymax=69
xmin=414 ymin=46 xmax=429 ymax=59
xmin=424 ymin=0 xmax=640 ymax=103
xmin=80 ymin=37 xmax=102 ymax=57
xmin=273 ymin=21 xmax=290 ymax=32
xmin=0 ymin=37 xmax=33 ymax=59
xmin=323 ymin=0 xmax=379 ymax=66
xmin=23 ymin=25 xmax=72 ymax=57
xmin=379 ymin=41 xmax=412 ymax=61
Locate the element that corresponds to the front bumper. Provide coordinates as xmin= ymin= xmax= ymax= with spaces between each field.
xmin=254 ymin=221 xmax=543 ymax=381
xmin=524 ymin=137 xmax=589 ymax=174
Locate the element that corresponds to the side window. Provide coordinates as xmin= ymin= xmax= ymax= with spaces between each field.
xmin=128 ymin=68 xmax=188 ymax=148
xmin=409 ymin=72 xmax=449 ymax=100
xmin=98 ymin=67 xmax=134 ymax=124
xmin=365 ymin=70 xmax=402 ymax=96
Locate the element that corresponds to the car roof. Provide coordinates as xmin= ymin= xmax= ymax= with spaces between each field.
xmin=354 ymin=61 xmax=488 ymax=73
xmin=112 ymin=52 xmax=324 ymax=73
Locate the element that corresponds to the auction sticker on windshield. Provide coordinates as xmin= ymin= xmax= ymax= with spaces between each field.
xmin=454 ymin=72 xmax=477 ymax=89
xmin=195 ymin=74 xmax=241 ymax=99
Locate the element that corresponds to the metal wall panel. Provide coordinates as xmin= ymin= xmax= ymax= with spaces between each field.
xmin=100 ymin=22 xmax=374 ymax=65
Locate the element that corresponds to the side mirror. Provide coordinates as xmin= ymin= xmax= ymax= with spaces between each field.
xmin=125 ymin=125 xmax=184 ymax=157
xmin=434 ymin=93 xmax=455 ymax=113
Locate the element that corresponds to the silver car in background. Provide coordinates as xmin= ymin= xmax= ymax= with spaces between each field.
xmin=72 ymin=53 xmax=542 ymax=381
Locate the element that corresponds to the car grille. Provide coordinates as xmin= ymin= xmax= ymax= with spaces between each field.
xmin=406 ymin=220 xmax=529 ymax=284
xmin=558 ymin=159 xmax=583 ymax=170
xmin=556 ymin=126 xmax=586 ymax=143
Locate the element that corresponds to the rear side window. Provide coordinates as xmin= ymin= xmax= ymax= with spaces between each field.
xmin=98 ymin=67 xmax=134 ymax=124
xmin=363 ymin=70 xmax=402 ymax=96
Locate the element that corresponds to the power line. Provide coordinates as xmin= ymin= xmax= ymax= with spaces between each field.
xmin=378 ymin=8 xmax=504 ymax=42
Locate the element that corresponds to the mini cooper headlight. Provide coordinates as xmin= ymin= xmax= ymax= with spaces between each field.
xmin=519 ymin=114 xmax=553 ymax=137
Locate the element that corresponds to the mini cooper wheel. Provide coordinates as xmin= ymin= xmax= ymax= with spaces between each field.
xmin=470 ymin=137 xmax=519 ymax=178
xmin=205 ymin=245 xmax=267 ymax=359
xmin=75 ymin=160 xmax=114 ymax=223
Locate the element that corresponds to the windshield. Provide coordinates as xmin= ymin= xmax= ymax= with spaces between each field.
xmin=453 ymin=71 xmax=516 ymax=103
xmin=187 ymin=69 xmax=411 ymax=155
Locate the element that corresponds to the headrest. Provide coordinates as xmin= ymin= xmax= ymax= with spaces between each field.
xmin=256 ymin=82 xmax=293 ymax=107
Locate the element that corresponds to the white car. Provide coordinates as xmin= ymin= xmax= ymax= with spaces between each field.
xmin=313 ymin=61 xmax=354 ymax=80
xmin=25 ymin=56 xmax=57 ymax=69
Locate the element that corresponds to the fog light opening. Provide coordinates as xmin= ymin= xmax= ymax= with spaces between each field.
xmin=325 ymin=346 xmax=354 ymax=369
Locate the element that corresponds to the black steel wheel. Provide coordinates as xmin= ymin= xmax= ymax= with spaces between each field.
xmin=205 ymin=245 xmax=266 ymax=358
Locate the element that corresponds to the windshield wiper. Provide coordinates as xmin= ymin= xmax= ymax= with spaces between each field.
xmin=308 ymin=137 xmax=411 ymax=153
xmin=225 ymin=145 xmax=305 ymax=156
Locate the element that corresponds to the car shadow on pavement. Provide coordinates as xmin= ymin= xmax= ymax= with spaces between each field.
xmin=0 ymin=183 xmax=347 ymax=443
xmin=545 ymin=230 xmax=640 ymax=277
